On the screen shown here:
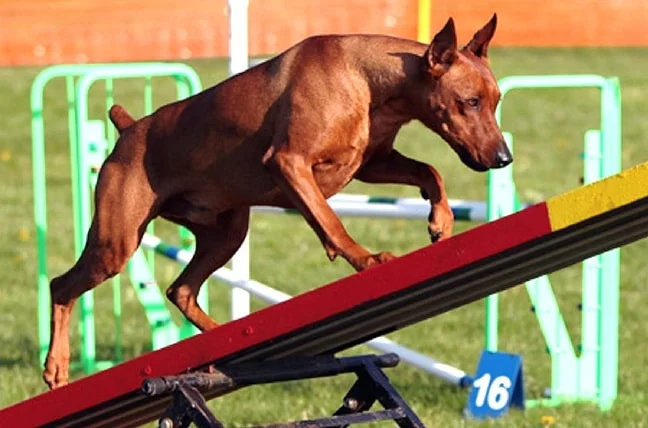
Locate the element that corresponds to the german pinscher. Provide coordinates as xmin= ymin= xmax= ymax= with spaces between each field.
xmin=43 ymin=14 xmax=511 ymax=389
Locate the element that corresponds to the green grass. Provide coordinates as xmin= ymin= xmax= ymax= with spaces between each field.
xmin=2 ymin=47 xmax=648 ymax=427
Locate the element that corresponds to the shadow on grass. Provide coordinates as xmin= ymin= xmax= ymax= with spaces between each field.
xmin=0 ymin=336 xmax=41 ymax=368
xmin=396 ymin=380 xmax=469 ymax=413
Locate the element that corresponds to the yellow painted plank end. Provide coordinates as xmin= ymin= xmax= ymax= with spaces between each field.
xmin=547 ymin=161 xmax=648 ymax=231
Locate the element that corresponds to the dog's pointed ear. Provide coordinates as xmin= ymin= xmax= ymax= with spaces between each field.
xmin=423 ymin=17 xmax=457 ymax=78
xmin=465 ymin=13 xmax=497 ymax=58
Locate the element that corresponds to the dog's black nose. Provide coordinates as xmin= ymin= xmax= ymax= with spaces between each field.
xmin=494 ymin=147 xmax=513 ymax=168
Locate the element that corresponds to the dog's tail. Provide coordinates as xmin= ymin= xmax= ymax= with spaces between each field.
xmin=108 ymin=104 xmax=136 ymax=134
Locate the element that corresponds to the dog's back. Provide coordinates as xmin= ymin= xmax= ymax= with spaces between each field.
xmin=110 ymin=35 xmax=422 ymax=185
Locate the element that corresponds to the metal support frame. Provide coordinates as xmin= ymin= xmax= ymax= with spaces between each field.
xmin=143 ymin=353 xmax=424 ymax=428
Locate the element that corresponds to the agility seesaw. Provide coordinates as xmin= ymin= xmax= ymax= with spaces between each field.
xmin=3 ymin=161 xmax=648 ymax=427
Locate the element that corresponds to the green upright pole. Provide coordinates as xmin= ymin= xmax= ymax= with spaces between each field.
xmin=31 ymin=71 xmax=52 ymax=366
xmin=73 ymin=77 xmax=98 ymax=374
xmin=597 ymin=78 xmax=622 ymax=410
xmin=103 ymin=77 xmax=123 ymax=364
xmin=579 ymin=129 xmax=603 ymax=400
xmin=485 ymin=131 xmax=516 ymax=351
xmin=143 ymin=76 xmax=156 ymax=272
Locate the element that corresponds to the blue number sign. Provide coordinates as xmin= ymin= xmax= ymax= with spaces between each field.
xmin=464 ymin=350 xmax=525 ymax=419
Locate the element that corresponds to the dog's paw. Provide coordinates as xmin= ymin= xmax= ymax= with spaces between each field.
xmin=428 ymin=222 xmax=453 ymax=242
xmin=428 ymin=216 xmax=453 ymax=243
xmin=43 ymin=357 xmax=70 ymax=390
xmin=429 ymin=227 xmax=443 ymax=243
xmin=354 ymin=251 xmax=396 ymax=271
xmin=371 ymin=251 xmax=396 ymax=265
xmin=428 ymin=205 xmax=454 ymax=243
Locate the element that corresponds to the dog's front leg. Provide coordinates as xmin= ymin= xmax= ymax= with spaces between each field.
xmin=264 ymin=149 xmax=394 ymax=271
xmin=356 ymin=149 xmax=454 ymax=242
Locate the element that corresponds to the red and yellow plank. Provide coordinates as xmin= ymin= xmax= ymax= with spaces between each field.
xmin=1 ymin=161 xmax=647 ymax=427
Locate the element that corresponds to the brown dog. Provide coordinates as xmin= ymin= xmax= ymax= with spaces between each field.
xmin=43 ymin=14 xmax=511 ymax=389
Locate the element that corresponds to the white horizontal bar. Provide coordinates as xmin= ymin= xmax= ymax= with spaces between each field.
xmin=253 ymin=195 xmax=488 ymax=221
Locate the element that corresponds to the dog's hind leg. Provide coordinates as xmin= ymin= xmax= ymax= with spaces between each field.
xmin=43 ymin=161 xmax=157 ymax=390
xmin=356 ymin=149 xmax=454 ymax=242
xmin=165 ymin=208 xmax=250 ymax=331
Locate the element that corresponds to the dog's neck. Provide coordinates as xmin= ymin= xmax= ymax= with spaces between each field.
xmin=361 ymin=45 xmax=429 ymax=126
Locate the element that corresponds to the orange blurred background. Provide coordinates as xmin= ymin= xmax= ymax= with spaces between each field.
xmin=1 ymin=0 xmax=646 ymax=66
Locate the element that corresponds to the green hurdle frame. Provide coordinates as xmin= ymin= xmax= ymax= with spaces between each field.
xmin=486 ymin=75 xmax=622 ymax=410
xmin=32 ymin=63 xmax=205 ymax=374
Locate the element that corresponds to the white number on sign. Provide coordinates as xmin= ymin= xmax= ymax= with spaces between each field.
xmin=473 ymin=374 xmax=512 ymax=410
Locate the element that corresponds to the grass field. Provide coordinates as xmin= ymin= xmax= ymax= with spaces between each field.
xmin=2 ymin=47 xmax=648 ymax=427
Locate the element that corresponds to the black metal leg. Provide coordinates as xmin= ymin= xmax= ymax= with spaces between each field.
xmin=360 ymin=363 xmax=425 ymax=428
xmin=329 ymin=376 xmax=379 ymax=428
xmin=156 ymin=384 xmax=224 ymax=428
xmin=335 ymin=377 xmax=378 ymax=414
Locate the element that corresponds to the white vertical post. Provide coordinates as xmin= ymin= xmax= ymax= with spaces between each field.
xmin=228 ymin=0 xmax=250 ymax=76
xmin=231 ymin=234 xmax=251 ymax=319
xmin=228 ymin=0 xmax=251 ymax=319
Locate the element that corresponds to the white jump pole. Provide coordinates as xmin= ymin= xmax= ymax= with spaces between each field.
xmin=141 ymin=234 xmax=472 ymax=386
xmin=228 ymin=0 xmax=252 ymax=320
xmin=255 ymin=195 xmax=490 ymax=222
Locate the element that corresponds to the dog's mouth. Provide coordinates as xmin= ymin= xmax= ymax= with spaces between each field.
xmin=452 ymin=145 xmax=489 ymax=172
xmin=435 ymin=127 xmax=491 ymax=172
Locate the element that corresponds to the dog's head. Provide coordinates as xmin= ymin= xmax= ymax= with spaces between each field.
xmin=412 ymin=14 xmax=511 ymax=172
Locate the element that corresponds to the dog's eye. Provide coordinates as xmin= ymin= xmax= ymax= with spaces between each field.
xmin=466 ymin=97 xmax=480 ymax=108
